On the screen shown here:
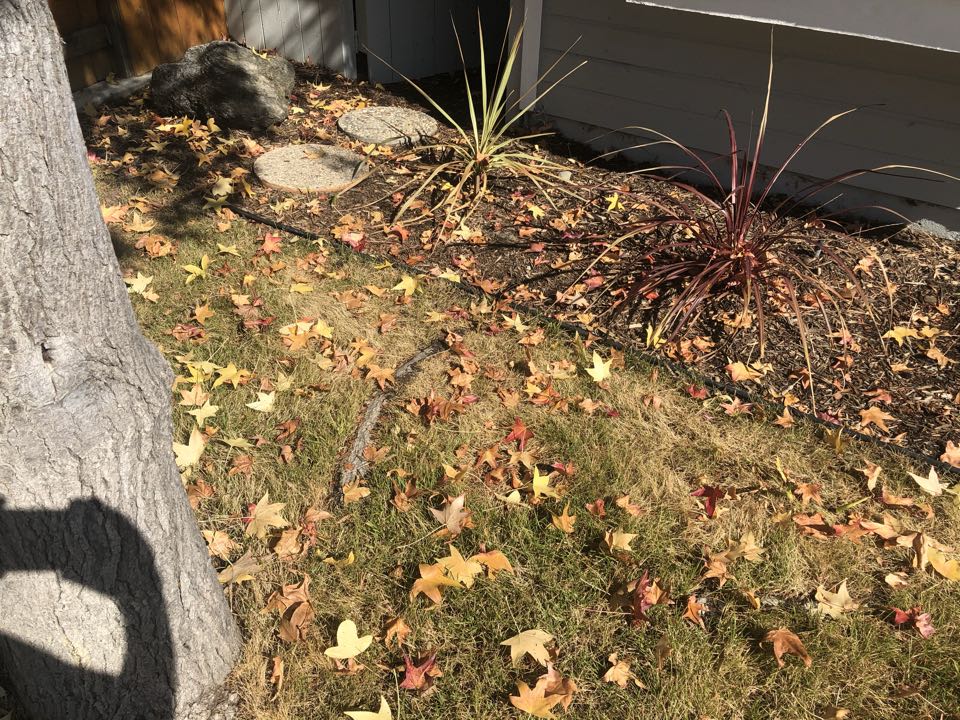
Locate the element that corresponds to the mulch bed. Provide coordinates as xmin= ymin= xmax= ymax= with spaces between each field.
xmin=83 ymin=62 xmax=960 ymax=462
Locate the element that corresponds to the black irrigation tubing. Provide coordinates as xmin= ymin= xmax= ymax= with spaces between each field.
xmin=227 ymin=204 xmax=323 ymax=240
xmin=224 ymin=201 xmax=960 ymax=479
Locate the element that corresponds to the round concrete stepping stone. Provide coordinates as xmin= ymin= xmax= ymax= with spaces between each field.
xmin=254 ymin=144 xmax=369 ymax=193
xmin=338 ymin=106 xmax=438 ymax=147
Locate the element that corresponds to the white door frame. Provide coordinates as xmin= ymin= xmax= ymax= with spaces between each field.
xmin=512 ymin=0 xmax=544 ymax=103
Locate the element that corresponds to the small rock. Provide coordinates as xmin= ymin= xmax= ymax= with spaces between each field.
xmin=905 ymin=218 xmax=960 ymax=243
xmin=338 ymin=106 xmax=438 ymax=147
xmin=254 ymin=144 xmax=369 ymax=193
xmin=151 ymin=41 xmax=294 ymax=132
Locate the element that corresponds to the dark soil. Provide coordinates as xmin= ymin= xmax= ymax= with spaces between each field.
xmin=82 ymin=62 xmax=960 ymax=463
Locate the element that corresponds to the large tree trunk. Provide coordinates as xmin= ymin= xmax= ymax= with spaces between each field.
xmin=0 ymin=2 xmax=241 ymax=718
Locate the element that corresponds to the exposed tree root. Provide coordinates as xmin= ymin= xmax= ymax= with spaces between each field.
xmin=333 ymin=339 xmax=447 ymax=501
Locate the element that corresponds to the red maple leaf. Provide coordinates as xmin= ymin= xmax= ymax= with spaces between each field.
xmin=585 ymin=498 xmax=606 ymax=518
xmin=386 ymin=225 xmax=410 ymax=242
xmin=628 ymin=571 xmax=670 ymax=628
xmin=630 ymin=570 xmax=652 ymax=626
xmin=259 ymin=233 xmax=282 ymax=255
xmin=340 ymin=231 xmax=366 ymax=251
xmin=691 ymin=485 xmax=726 ymax=518
xmin=503 ymin=417 xmax=533 ymax=450
xmin=891 ymin=607 xmax=913 ymax=625
xmin=891 ymin=606 xmax=935 ymax=638
xmin=399 ymin=652 xmax=439 ymax=691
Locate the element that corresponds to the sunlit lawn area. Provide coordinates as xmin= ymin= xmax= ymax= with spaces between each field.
xmin=96 ymin=160 xmax=960 ymax=720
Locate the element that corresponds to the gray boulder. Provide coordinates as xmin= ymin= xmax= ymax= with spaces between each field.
xmin=150 ymin=41 xmax=295 ymax=132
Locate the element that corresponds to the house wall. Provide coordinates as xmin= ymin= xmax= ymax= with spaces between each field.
xmin=627 ymin=0 xmax=960 ymax=54
xmin=535 ymin=0 xmax=960 ymax=225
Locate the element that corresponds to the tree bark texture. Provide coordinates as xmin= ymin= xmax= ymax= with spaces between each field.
xmin=0 ymin=2 xmax=241 ymax=718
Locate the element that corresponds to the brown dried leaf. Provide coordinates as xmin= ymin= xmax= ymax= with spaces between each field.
xmin=384 ymin=616 xmax=412 ymax=649
xmin=268 ymin=656 xmax=284 ymax=699
xmin=217 ymin=550 xmax=263 ymax=585
xmin=764 ymin=627 xmax=812 ymax=668
xmin=202 ymin=530 xmax=238 ymax=561
xmin=469 ymin=549 xmax=514 ymax=578
xmin=550 ymin=503 xmax=577 ymax=533
xmin=409 ymin=563 xmax=461 ymax=606
xmin=429 ymin=494 xmax=471 ymax=537
xmin=602 ymin=653 xmax=640 ymax=688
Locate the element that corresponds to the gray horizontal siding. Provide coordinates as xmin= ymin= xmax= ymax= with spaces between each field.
xmin=537 ymin=0 xmax=960 ymax=215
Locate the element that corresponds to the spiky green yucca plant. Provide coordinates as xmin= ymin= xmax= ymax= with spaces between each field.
xmin=372 ymin=14 xmax=584 ymax=231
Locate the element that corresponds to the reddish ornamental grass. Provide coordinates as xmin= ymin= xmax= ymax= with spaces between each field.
xmin=585 ymin=38 xmax=956 ymax=406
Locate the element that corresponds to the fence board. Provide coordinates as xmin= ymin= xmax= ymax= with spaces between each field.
xmin=177 ymin=0 xmax=225 ymax=47
xmin=239 ymin=0 xmax=265 ymax=49
xmin=278 ymin=0 xmax=305 ymax=61
xmin=149 ymin=2 xmax=190 ymax=62
xmin=337 ymin=0 xmax=357 ymax=77
xmin=51 ymin=0 xmax=225 ymax=90
xmin=224 ymin=2 xmax=247 ymax=44
xmin=390 ymin=0 xmax=434 ymax=78
xmin=115 ymin=0 xmax=163 ymax=73
xmin=297 ymin=0 xmax=325 ymax=64
xmin=258 ymin=0 xmax=285 ymax=52
xmin=226 ymin=0 xmax=245 ymax=44
xmin=360 ymin=0 xmax=395 ymax=80
xmin=50 ymin=0 xmax=113 ymax=88
xmin=49 ymin=0 xmax=85 ymax=33
xmin=223 ymin=0 xmax=502 ymax=80
xmin=319 ymin=0 xmax=345 ymax=73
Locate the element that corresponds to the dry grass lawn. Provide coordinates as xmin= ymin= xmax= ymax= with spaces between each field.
xmin=95 ymin=161 xmax=960 ymax=720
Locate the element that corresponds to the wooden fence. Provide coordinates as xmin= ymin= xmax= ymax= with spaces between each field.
xmin=225 ymin=0 xmax=355 ymax=76
xmin=224 ymin=0 xmax=509 ymax=82
xmin=358 ymin=0 xmax=509 ymax=82
xmin=50 ymin=0 xmax=227 ymax=90
xmin=52 ymin=0 xmax=508 ymax=90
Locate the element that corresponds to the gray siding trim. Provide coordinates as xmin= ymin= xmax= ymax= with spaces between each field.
xmin=627 ymin=0 xmax=960 ymax=54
